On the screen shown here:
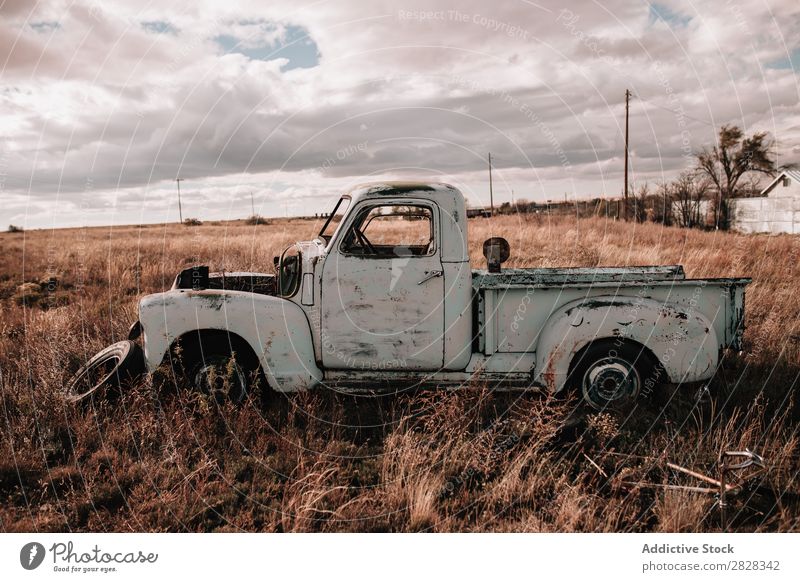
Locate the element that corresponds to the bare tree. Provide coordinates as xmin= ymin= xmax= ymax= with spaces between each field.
xmin=738 ymin=173 xmax=768 ymax=198
xmin=672 ymin=171 xmax=710 ymax=228
xmin=654 ymin=181 xmax=672 ymax=226
xmin=695 ymin=125 xmax=776 ymax=228
xmin=632 ymin=183 xmax=650 ymax=222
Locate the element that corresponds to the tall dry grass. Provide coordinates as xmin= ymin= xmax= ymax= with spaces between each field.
xmin=0 ymin=213 xmax=798 ymax=531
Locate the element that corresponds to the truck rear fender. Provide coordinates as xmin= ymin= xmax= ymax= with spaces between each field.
xmin=534 ymin=295 xmax=719 ymax=392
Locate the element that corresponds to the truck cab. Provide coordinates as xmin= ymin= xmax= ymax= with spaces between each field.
xmin=286 ymin=182 xmax=471 ymax=373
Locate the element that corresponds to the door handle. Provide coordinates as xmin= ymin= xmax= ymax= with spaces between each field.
xmin=418 ymin=270 xmax=443 ymax=285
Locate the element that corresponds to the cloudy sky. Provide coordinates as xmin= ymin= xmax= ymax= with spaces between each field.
xmin=1 ymin=0 xmax=798 ymax=228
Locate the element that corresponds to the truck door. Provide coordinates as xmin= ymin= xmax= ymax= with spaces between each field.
xmin=320 ymin=201 xmax=444 ymax=370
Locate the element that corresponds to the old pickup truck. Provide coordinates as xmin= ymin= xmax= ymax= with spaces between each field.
xmin=68 ymin=182 xmax=750 ymax=410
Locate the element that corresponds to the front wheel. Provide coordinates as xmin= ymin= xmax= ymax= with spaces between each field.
xmin=189 ymin=352 xmax=251 ymax=404
xmin=178 ymin=333 xmax=262 ymax=405
xmin=568 ymin=341 xmax=659 ymax=411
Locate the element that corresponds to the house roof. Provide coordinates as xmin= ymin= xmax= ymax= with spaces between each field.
xmin=760 ymin=170 xmax=800 ymax=196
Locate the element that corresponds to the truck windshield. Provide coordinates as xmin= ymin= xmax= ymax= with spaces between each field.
xmin=318 ymin=196 xmax=350 ymax=242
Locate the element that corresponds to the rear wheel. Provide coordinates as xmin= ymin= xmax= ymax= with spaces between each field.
xmin=569 ymin=341 xmax=659 ymax=411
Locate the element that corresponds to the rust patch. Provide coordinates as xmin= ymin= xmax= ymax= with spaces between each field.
xmin=186 ymin=291 xmax=233 ymax=311
xmin=542 ymin=352 xmax=560 ymax=391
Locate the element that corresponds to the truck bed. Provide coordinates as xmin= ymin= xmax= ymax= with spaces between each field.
xmin=473 ymin=265 xmax=750 ymax=358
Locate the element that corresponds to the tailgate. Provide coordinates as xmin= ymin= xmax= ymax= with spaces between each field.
xmin=726 ymin=281 xmax=749 ymax=351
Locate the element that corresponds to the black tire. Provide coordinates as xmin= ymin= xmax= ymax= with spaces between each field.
xmin=179 ymin=333 xmax=261 ymax=405
xmin=66 ymin=340 xmax=145 ymax=404
xmin=568 ymin=340 xmax=660 ymax=411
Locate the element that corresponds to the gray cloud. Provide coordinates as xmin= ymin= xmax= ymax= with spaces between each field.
xmin=1 ymin=0 xmax=798 ymax=228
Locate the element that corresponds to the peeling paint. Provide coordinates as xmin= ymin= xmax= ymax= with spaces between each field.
xmin=185 ymin=291 xmax=234 ymax=311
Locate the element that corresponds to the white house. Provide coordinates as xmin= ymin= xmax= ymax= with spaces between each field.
xmin=729 ymin=170 xmax=800 ymax=234
xmin=759 ymin=170 xmax=800 ymax=198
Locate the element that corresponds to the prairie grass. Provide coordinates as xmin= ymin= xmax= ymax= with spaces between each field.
xmin=0 ymin=213 xmax=798 ymax=531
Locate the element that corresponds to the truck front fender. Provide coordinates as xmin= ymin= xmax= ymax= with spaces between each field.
xmin=139 ymin=289 xmax=322 ymax=392
xmin=534 ymin=295 xmax=719 ymax=392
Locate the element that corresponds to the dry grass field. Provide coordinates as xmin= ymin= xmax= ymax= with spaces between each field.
xmin=1 ymin=213 xmax=799 ymax=532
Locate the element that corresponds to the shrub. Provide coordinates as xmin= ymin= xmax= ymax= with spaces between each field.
xmin=13 ymin=282 xmax=43 ymax=306
xmin=245 ymin=215 xmax=270 ymax=226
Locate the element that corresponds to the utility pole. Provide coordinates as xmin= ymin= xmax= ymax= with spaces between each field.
xmin=250 ymin=191 xmax=256 ymax=217
xmin=175 ymin=178 xmax=184 ymax=224
xmin=488 ymin=152 xmax=494 ymax=217
xmin=623 ymin=89 xmax=631 ymax=221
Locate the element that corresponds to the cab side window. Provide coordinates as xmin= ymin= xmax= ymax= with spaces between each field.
xmin=341 ymin=204 xmax=434 ymax=258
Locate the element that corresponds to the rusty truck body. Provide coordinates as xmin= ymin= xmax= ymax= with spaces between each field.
xmin=131 ymin=182 xmax=750 ymax=409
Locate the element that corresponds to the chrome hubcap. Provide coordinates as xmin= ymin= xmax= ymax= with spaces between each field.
xmin=582 ymin=357 xmax=640 ymax=409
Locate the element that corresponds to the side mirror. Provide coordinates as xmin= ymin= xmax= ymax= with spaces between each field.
xmin=482 ymin=237 xmax=510 ymax=273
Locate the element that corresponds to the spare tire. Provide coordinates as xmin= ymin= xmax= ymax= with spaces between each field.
xmin=66 ymin=340 xmax=145 ymax=404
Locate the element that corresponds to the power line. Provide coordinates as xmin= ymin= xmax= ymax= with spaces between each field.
xmin=634 ymin=93 xmax=715 ymax=126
